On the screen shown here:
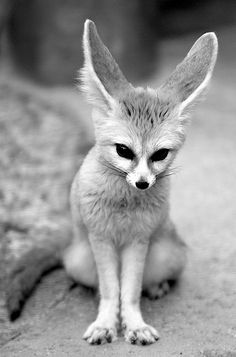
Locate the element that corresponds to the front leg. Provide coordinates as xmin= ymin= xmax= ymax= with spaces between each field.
xmin=83 ymin=237 xmax=119 ymax=344
xmin=121 ymin=240 xmax=159 ymax=345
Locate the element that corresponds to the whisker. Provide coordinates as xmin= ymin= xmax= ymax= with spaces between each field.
xmin=100 ymin=159 xmax=127 ymax=178
xmin=157 ymin=166 xmax=181 ymax=180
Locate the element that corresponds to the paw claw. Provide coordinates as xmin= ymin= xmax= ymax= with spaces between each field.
xmin=130 ymin=335 xmax=137 ymax=344
xmin=124 ymin=324 xmax=159 ymax=345
xmin=83 ymin=323 xmax=117 ymax=345
xmin=106 ymin=331 xmax=113 ymax=343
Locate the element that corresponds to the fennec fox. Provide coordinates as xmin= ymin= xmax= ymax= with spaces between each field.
xmin=63 ymin=20 xmax=218 ymax=345
xmin=6 ymin=20 xmax=218 ymax=345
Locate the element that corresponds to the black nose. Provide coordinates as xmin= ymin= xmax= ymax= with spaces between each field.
xmin=135 ymin=181 xmax=149 ymax=190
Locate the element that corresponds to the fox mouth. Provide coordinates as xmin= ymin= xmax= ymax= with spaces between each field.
xmin=126 ymin=176 xmax=156 ymax=191
xmin=127 ymin=170 xmax=173 ymax=190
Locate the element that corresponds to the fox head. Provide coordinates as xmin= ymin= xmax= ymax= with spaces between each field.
xmin=80 ymin=20 xmax=218 ymax=190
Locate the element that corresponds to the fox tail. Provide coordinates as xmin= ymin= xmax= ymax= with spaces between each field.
xmin=5 ymin=222 xmax=72 ymax=321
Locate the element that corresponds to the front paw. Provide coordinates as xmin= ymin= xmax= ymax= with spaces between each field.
xmin=83 ymin=321 xmax=117 ymax=345
xmin=124 ymin=324 xmax=159 ymax=345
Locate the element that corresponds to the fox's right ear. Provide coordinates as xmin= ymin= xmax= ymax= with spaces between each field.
xmin=80 ymin=20 xmax=132 ymax=111
xmin=159 ymin=32 xmax=218 ymax=114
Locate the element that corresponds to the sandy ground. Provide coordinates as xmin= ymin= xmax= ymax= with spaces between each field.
xmin=0 ymin=26 xmax=236 ymax=356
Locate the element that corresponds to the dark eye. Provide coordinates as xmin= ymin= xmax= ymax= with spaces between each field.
xmin=115 ymin=144 xmax=135 ymax=160
xmin=150 ymin=148 xmax=169 ymax=162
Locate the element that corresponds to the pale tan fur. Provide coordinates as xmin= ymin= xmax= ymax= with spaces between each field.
xmin=63 ymin=20 xmax=218 ymax=345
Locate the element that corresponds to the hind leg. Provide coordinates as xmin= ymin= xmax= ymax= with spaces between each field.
xmin=142 ymin=221 xmax=187 ymax=299
xmin=63 ymin=237 xmax=98 ymax=288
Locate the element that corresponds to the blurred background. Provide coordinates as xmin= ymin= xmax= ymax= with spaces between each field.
xmin=0 ymin=1 xmax=236 ymax=355
xmin=0 ymin=0 xmax=236 ymax=84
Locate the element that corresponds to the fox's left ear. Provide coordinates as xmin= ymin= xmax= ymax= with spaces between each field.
xmin=159 ymin=32 xmax=218 ymax=113
xmin=80 ymin=19 xmax=132 ymax=111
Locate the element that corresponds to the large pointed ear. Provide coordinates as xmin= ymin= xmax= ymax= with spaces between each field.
xmin=80 ymin=19 xmax=132 ymax=110
xmin=159 ymin=32 xmax=218 ymax=113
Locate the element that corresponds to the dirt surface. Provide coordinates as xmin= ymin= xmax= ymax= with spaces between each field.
xmin=0 ymin=26 xmax=236 ymax=356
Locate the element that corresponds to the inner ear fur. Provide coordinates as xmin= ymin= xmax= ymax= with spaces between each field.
xmin=80 ymin=19 xmax=132 ymax=109
xmin=159 ymin=32 xmax=218 ymax=111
